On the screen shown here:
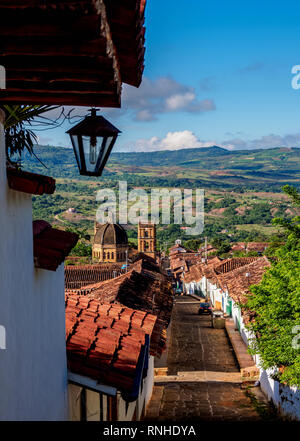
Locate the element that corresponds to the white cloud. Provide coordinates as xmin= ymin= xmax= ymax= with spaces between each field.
xmin=121 ymin=76 xmax=215 ymax=121
xmin=121 ymin=130 xmax=219 ymax=152
xmin=160 ymin=131 xmax=212 ymax=150
xmin=165 ymin=92 xmax=196 ymax=111
xmin=119 ymin=130 xmax=300 ymax=153
xmin=223 ymin=133 xmax=300 ymax=150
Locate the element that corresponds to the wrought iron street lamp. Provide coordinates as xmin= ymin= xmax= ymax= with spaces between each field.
xmin=67 ymin=108 xmax=121 ymax=176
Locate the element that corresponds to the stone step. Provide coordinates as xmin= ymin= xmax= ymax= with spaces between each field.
xmin=155 ymin=370 xmax=242 ymax=383
xmin=154 ymin=367 xmax=168 ymax=376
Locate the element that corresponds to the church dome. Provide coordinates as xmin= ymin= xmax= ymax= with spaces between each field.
xmin=94 ymin=223 xmax=128 ymax=246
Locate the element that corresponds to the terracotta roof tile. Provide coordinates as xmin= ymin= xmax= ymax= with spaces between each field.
xmin=65 ymin=292 xmax=158 ymax=391
xmin=65 ymin=264 xmax=124 ymax=290
xmin=65 ymin=257 xmax=173 ymax=356
xmin=216 ymin=257 xmax=271 ymax=304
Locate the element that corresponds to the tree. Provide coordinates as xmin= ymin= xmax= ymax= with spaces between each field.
xmin=211 ymin=237 xmax=231 ymax=256
xmin=244 ymin=185 xmax=300 ymax=387
xmin=184 ymin=238 xmax=202 ymax=251
xmin=66 ymin=226 xmax=92 ymax=257
xmin=70 ymin=241 xmax=92 ymax=257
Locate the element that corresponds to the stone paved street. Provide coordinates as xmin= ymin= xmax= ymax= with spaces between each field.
xmin=145 ymin=296 xmax=278 ymax=421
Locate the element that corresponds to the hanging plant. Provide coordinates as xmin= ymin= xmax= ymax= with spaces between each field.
xmin=3 ymin=105 xmax=59 ymax=163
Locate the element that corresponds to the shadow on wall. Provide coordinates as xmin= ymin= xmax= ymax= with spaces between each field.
xmin=260 ymin=368 xmax=300 ymax=421
xmin=278 ymin=383 xmax=300 ymax=421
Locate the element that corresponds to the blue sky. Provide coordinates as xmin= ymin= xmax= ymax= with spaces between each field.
xmin=39 ymin=0 xmax=300 ymax=152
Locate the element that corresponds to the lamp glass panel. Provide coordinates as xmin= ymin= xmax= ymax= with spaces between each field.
xmin=101 ymin=136 xmax=114 ymax=159
xmin=71 ymin=135 xmax=82 ymax=169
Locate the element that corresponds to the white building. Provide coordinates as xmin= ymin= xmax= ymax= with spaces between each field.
xmin=66 ymin=294 xmax=160 ymax=421
xmin=0 ymin=111 xmax=77 ymax=420
xmin=184 ymin=255 xmax=300 ymax=421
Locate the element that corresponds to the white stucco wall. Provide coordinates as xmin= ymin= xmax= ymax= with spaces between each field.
xmin=259 ymin=363 xmax=300 ymax=421
xmin=229 ymin=292 xmax=300 ymax=421
xmin=0 ymin=119 xmax=68 ymax=420
xmin=68 ymin=355 xmax=155 ymax=421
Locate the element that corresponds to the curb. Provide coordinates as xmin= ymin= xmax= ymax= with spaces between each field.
xmin=225 ymin=318 xmax=260 ymax=383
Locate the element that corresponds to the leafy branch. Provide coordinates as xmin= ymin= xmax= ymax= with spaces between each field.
xmin=4 ymin=105 xmax=59 ymax=162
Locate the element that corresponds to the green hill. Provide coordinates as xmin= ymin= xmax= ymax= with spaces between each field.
xmin=20 ymin=145 xmax=299 ymax=247
xmin=19 ymin=145 xmax=300 ymax=190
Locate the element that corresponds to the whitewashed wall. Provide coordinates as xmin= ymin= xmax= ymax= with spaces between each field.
xmin=0 ymin=117 xmax=68 ymax=420
xmin=229 ymin=293 xmax=300 ymax=421
xmin=69 ymin=355 xmax=155 ymax=421
xmin=259 ymin=362 xmax=300 ymax=421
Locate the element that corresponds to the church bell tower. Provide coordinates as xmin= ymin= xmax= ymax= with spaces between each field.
xmin=138 ymin=222 xmax=156 ymax=259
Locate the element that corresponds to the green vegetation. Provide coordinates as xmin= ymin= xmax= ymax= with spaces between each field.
xmin=65 ymin=226 xmax=92 ymax=257
xmin=4 ymin=105 xmax=58 ymax=160
xmin=183 ymin=238 xmax=202 ymax=251
xmin=245 ymin=186 xmax=300 ymax=387
xmin=19 ymin=145 xmax=298 ymax=247
xmin=21 ymin=144 xmax=300 ymax=190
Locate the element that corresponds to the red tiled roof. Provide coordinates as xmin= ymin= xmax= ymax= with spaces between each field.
xmin=130 ymin=252 xmax=157 ymax=267
xmin=216 ymin=257 xmax=271 ymax=322
xmin=184 ymin=257 xmax=261 ymax=285
xmin=66 ymin=257 xmax=172 ymax=354
xmin=184 ymin=262 xmax=204 ymax=284
xmin=66 ymin=293 xmax=158 ymax=391
xmin=33 ymin=220 xmax=78 ymax=271
xmin=231 ymin=242 xmax=246 ymax=251
xmin=214 ymin=257 xmax=259 ymax=274
xmin=184 ymin=257 xmax=221 ymax=283
xmin=231 ymin=242 xmax=269 ymax=252
xmin=216 ymin=257 xmax=270 ymax=300
xmin=65 ymin=264 xmax=124 ymax=290
xmin=169 ymin=253 xmax=200 ymax=271
xmin=246 ymin=242 xmax=269 ymax=252
xmin=7 ymin=168 xmax=55 ymax=195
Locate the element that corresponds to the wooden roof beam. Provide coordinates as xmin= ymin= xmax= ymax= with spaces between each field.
xmin=0 ymin=91 xmax=121 ymax=107
xmin=0 ymin=39 xmax=107 ymax=57
xmin=5 ymin=81 xmax=118 ymax=92
xmin=0 ymin=12 xmax=101 ymax=38
xmin=2 ymin=55 xmax=114 ymax=72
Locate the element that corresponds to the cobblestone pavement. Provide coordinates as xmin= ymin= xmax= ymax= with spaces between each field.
xmin=145 ymin=296 xmax=278 ymax=421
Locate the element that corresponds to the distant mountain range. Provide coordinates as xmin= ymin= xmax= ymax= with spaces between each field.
xmin=109 ymin=145 xmax=299 ymax=167
xmin=21 ymin=145 xmax=300 ymax=189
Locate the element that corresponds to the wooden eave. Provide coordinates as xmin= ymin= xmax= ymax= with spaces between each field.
xmin=0 ymin=0 xmax=147 ymax=106
xmin=104 ymin=0 xmax=146 ymax=86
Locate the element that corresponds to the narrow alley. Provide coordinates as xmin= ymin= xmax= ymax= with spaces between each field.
xmin=145 ymin=296 xmax=278 ymax=421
